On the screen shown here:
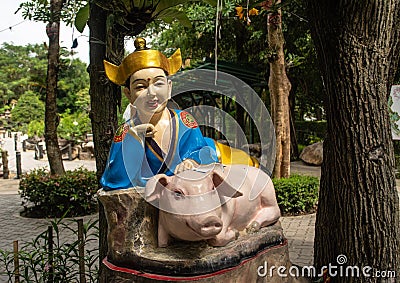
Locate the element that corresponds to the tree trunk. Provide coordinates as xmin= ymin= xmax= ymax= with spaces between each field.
xmin=267 ymin=2 xmax=291 ymax=179
xmin=45 ymin=0 xmax=65 ymax=175
xmin=88 ymin=4 xmax=127 ymax=282
xmin=307 ymin=0 xmax=400 ymax=281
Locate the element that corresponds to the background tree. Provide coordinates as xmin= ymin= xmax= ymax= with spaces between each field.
xmin=0 ymin=42 xmax=89 ymax=140
xmin=0 ymin=43 xmax=48 ymax=107
xmin=306 ymin=0 xmax=400 ymax=280
xmin=11 ymin=91 xmax=45 ymax=126
xmin=57 ymin=56 xmax=90 ymax=112
xmin=18 ymin=0 xmax=87 ymax=175
xmin=263 ymin=0 xmax=291 ymax=178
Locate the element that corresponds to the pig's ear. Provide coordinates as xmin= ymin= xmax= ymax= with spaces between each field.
xmin=145 ymin=174 xmax=169 ymax=202
xmin=212 ymin=172 xmax=242 ymax=198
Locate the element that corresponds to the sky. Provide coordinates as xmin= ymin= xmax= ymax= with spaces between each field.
xmin=0 ymin=1 xmax=90 ymax=64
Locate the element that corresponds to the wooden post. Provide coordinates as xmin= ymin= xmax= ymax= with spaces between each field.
xmin=13 ymin=240 xmax=20 ymax=283
xmin=2 ymin=150 xmax=9 ymax=179
xmin=48 ymin=226 xmax=54 ymax=283
xmin=39 ymin=144 xmax=44 ymax=159
xmin=15 ymin=152 xmax=22 ymax=179
xmin=14 ymin=134 xmax=18 ymax=151
xmin=78 ymin=219 xmax=86 ymax=283
xmin=68 ymin=143 xmax=73 ymax=161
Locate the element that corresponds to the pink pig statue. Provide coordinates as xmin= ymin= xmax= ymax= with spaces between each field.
xmin=145 ymin=164 xmax=281 ymax=247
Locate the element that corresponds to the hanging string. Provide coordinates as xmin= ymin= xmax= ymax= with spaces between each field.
xmin=214 ymin=0 xmax=222 ymax=85
xmin=0 ymin=20 xmax=27 ymax=33
xmin=246 ymin=0 xmax=250 ymax=25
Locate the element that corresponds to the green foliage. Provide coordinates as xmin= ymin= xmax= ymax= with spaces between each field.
xmin=27 ymin=120 xmax=45 ymax=138
xmin=0 ymin=42 xmax=90 ymax=138
xmin=19 ymin=167 xmax=98 ymax=218
xmin=58 ymin=110 xmax=92 ymax=141
xmin=11 ymin=91 xmax=45 ymax=126
xmin=18 ymin=0 xmax=87 ymax=27
xmin=0 ymin=218 xmax=98 ymax=282
xmin=142 ymin=0 xmax=326 ymax=119
xmin=57 ymin=58 xmax=90 ymax=113
xmin=143 ymin=1 xmax=248 ymax=65
xmin=273 ymin=174 xmax=319 ymax=215
xmin=0 ymin=43 xmax=89 ymax=114
xmin=0 ymin=43 xmax=47 ymax=107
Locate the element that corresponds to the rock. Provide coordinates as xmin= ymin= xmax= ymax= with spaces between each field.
xmin=300 ymin=141 xmax=323 ymax=166
xmin=25 ymin=141 xmax=36 ymax=151
xmin=79 ymin=151 xmax=94 ymax=160
xmin=82 ymin=141 xmax=94 ymax=154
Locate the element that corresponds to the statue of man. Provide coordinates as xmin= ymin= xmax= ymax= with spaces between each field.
xmin=101 ymin=38 xmax=258 ymax=190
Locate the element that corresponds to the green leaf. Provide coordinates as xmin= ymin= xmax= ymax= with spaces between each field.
xmin=159 ymin=16 xmax=174 ymax=24
xmin=74 ymin=3 xmax=89 ymax=33
xmin=174 ymin=11 xmax=192 ymax=28
xmin=157 ymin=8 xmax=192 ymax=28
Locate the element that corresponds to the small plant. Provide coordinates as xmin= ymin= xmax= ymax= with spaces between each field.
xmin=19 ymin=167 xmax=98 ymax=218
xmin=0 ymin=218 xmax=99 ymax=282
xmin=273 ymin=174 xmax=319 ymax=215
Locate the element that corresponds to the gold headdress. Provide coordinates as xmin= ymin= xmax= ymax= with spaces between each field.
xmin=103 ymin=38 xmax=182 ymax=86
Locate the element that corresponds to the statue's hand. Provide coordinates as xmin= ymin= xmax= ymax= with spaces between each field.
xmin=133 ymin=124 xmax=157 ymax=138
xmin=174 ymin=159 xmax=199 ymax=174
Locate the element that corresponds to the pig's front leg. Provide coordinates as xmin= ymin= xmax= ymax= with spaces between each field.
xmin=246 ymin=206 xmax=281 ymax=234
xmin=158 ymin=220 xmax=172 ymax=247
xmin=207 ymin=227 xmax=239 ymax=246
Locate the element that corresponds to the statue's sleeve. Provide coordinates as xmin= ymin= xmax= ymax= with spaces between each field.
xmin=178 ymin=125 xmax=219 ymax=165
xmin=100 ymin=125 xmax=146 ymax=190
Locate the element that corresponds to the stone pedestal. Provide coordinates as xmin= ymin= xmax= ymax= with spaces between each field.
xmin=98 ymin=188 xmax=305 ymax=283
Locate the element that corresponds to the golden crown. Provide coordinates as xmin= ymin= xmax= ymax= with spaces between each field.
xmin=103 ymin=38 xmax=182 ymax=86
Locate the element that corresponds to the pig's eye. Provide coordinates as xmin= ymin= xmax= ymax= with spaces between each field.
xmin=173 ymin=190 xmax=184 ymax=199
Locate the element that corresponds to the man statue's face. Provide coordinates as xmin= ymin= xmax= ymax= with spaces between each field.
xmin=124 ymin=68 xmax=172 ymax=116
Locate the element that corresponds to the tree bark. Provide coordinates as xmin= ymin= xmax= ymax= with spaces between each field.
xmin=267 ymin=2 xmax=291 ymax=179
xmin=88 ymin=4 xmax=116 ymax=282
xmin=88 ymin=4 xmax=129 ymax=282
xmin=307 ymin=0 xmax=400 ymax=281
xmin=45 ymin=0 xmax=65 ymax=175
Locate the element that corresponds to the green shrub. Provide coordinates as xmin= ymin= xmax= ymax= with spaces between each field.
xmin=19 ymin=167 xmax=98 ymax=218
xmin=58 ymin=110 xmax=92 ymax=141
xmin=273 ymin=174 xmax=319 ymax=215
xmin=27 ymin=119 xmax=44 ymax=138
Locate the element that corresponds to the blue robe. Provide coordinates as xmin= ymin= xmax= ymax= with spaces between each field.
xmin=100 ymin=109 xmax=219 ymax=190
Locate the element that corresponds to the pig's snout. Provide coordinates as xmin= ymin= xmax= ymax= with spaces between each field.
xmin=198 ymin=216 xmax=223 ymax=237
